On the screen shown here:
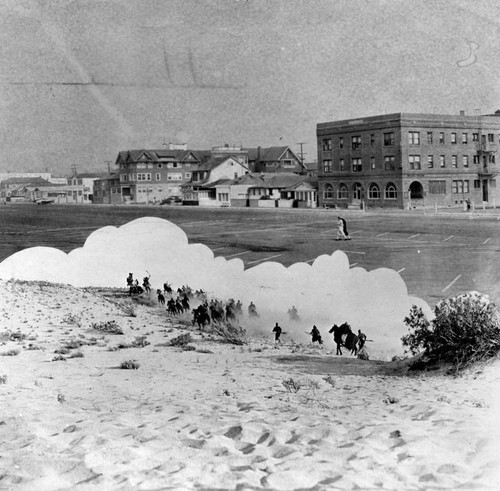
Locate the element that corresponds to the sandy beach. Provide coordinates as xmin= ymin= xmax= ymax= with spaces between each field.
xmin=0 ymin=279 xmax=499 ymax=490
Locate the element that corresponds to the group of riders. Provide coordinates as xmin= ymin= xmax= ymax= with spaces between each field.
xmin=127 ymin=272 xmax=369 ymax=357
xmin=273 ymin=321 xmax=368 ymax=357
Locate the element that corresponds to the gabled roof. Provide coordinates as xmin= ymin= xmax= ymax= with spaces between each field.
xmin=245 ymin=146 xmax=301 ymax=163
xmin=247 ymin=173 xmax=310 ymax=189
xmin=201 ymin=178 xmax=233 ymax=188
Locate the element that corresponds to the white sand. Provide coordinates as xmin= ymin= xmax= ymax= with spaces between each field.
xmin=0 ymin=279 xmax=499 ymax=490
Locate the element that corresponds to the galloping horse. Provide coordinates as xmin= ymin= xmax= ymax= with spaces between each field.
xmin=328 ymin=322 xmax=359 ymax=356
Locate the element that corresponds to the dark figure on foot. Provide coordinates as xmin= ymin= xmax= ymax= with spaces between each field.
xmin=272 ymin=322 xmax=282 ymax=343
xmin=310 ymin=325 xmax=323 ymax=345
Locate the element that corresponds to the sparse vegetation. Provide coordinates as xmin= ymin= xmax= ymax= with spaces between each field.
xmin=1 ymin=349 xmax=20 ymax=356
xmin=121 ymin=302 xmax=137 ymax=317
xmin=52 ymin=355 xmax=66 ymax=361
xmin=120 ymin=359 xmax=140 ymax=370
xmin=169 ymin=333 xmax=192 ymax=346
xmin=91 ymin=320 xmax=123 ymax=335
xmin=68 ymin=350 xmax=84 ymax=358
xmin=323 ymin=374 xmax=336 ymax=387
xmin=62 ymin=313 xmax=81 ymax=326
xmin=211 ymin=321 xmax=246 ymax=345
xmin=0 ymin=375 xmax=7 ymax=384
xmin=282 ymin=377 xmax=302 ymax=393
xmin=402 ymin=292 xmax=500 ymax=372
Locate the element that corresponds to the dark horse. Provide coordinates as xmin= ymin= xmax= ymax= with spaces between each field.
xmin=329 ymin=322 xmax=359 ymax=356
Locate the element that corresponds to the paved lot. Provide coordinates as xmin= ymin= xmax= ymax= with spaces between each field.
xmin=1 ymin=203 xmax=500 ymax=306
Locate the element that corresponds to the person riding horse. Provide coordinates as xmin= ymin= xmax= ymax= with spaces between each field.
xmin=329 ymin=322 xmax=359 ymax=355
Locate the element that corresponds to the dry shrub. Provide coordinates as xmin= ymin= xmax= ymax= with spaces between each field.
xmin=1 ymin=349 xmax=20 ymax=356
xmin=210 ymin=321 xmax=246 ymax=345
xmin=68 ymin=351 xmax=84 ymax=358
xmin=62 ymin=313 xmax=81 ymax=326
xmin=121 ymin=359 xmax=140 ymax=370
xmin=403 ymin=292 xmax=500 ymax=371
xmin=121 ymin=302 xmax=136 ymax=317
xmin=282 ymin=378 xmax=302 ymax=393
xmin=91 ymin=320 xmax=123 ymax=335
xmin=0 ymin=375 xmax=7 ymax=384
xmin=169 ymin=333 xmax=192 ymax=346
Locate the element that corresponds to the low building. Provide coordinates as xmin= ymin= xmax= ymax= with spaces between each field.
xmin=317 ymin=111 xmax=500 ymax=209
xmin=92 ymin=174 xmax=122 ymax=204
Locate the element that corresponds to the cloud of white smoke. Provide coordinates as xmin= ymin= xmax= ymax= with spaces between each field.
xmin=0 ymin=217 xmax=431 ymax=359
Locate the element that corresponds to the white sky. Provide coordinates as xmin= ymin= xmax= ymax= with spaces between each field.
xmin=1 ymin=0 xmax=499 ymax=174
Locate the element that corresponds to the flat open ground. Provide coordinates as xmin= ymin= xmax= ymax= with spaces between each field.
xmin=1 ymin=203 xmax=500 ymax=306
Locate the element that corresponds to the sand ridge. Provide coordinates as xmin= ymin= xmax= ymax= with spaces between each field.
xmin=0 ymin=279 xmax=499 ymax=490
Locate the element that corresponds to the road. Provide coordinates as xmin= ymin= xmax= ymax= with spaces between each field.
xmin=1 ymin=203 xmax=499 ymax=306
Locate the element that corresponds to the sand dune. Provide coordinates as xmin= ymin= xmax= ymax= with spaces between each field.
xmin=0 ymin=279 xmax=498 ymax=490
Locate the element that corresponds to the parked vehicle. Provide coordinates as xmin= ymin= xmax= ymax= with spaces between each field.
xmin=160 ymin=196 xmax=182 ymax=205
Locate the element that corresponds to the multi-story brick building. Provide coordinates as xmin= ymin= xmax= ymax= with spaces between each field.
xmin=317 ymin=111 xmax=500 ymax=209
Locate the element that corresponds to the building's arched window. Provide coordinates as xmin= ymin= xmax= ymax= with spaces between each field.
xmin=323 ymin=184 xmax=334 ymax=199
xmin=385 ymin=183 xmax=397 ymax=199
xmin=338 ymin=183 xmax=348 ymax=199
xmin=368 ymin=183 xmax=380 ymax=199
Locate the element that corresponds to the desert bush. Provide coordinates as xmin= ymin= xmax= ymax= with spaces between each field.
xmin=120 ymin=359 xmax=140 ymax=369
xmin=91 ymin=320 xmax=123 ymax=335
xmin=68 ymin=350 xmax=84 ymax=358
xmin=0 ymin=375 xmax=7 ymax=384
xmin=62 ymin=313 xmax=81 ymax=326
xmin=323 ymin=374 xmax=336 ymax=387
xmin=210 ymin=321 xmax=246 ymax=345
xmin=52 ymin=355 xmax=66 ymax=362
xmin=169 ymin=333 xmax=192 ymax=346
xmin=402 ymin=292 xmax=500 ymax=371
xmin=282 ymin=377 xmax=302 ymax=393
xmin=121 ymin=302 xmax=136 ymax=317
xmin=1 ymin=349 xmax=20 ymax=356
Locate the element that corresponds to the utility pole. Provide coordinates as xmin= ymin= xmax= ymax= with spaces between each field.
xmin=105 ymin=161 xmax=112 ymax=174
xmin=297 ymin=142 xmax=307 ymax=174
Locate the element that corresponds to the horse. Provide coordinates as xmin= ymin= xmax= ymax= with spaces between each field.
xmin=157 ymin=289 xmax=165 ymax=305
xmin=329 ymin=322 xmax=359 ymax=356
xmin=192 ymin=304 xmax=210 ymax=329
xmin=129 ymin=284 xmax=144 ymax=296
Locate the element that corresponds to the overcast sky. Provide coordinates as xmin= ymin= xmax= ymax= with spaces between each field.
xmin=1 ymin=0 xmax=500 ymax=175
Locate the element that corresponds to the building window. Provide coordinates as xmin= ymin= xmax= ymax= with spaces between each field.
xmin=427 ymin=132 xmax=433 ymax=144
xmin=472 ymin=133 xmax=479 ymax=142
xmin=385 ymin=183 xmax=397 ymax=199
xmin=157 ymin=163 xmax=163 ymax=168
xmin=463 ymin=155 xmax=469 ymax=167
xmin=184 ymin=172 xmax=192 ymax=179
xmin=339 ymin=159 xmax=345 ymax=171
xmin=323 ymin=184 xmax=334 ymax=199
xmin=352 ymin=158 xmax=362 ymax=172
xmin=337 ymin=184 xmax=348 ymax=199
xmin=120 ymin=174 xmax=127 ymax=182
xmin=167 ymin=172 xmax=182 ymax=181
xmin=451 ymin=132 xmax=457 ymax=144
xmin=452 ymin=180 xmax=469 ymax=194
xmin=370 ymin=157 xmax=376 ymax=169
xmin=439 ymin=132 xmax=445 ymax=144
xmin=283 ymin=160 xmax=294 ymax=168
xmin=427 ymin=155 xmax=434 ymax=168
xmin=462 ymin=133 xmax=468 ymax=144
xmin=351 ymin=136 xmax=361 ymax=150
xmin=488 ymin=133 xmax=495 ymax=143
xmin=322 ymin=139 xmax=332 ymax=151
xmin=489 ymin=154 xmax=496 ymax=164
xmin=339 ymin=137 xmax=344 ymax=149
xmin=440 ymin=155 xmax=445 ymax=168
xmin=409 ymin=155 xmax=421 ymax=170
xmin=452 ymin=155 xmax=457 ymax=168
xmin=408 ymin=131 xmax=420 ymax=145
xmin=370 ymin=134 xmax=375 ymax=146
xmin=368 ymin=183 xmax=380 ymax=199
xmin=155 ymin=173 xmax=161 ymax=181
xmin=323 ymin=159 xmax=333 ymax=173
xmin=473 ymin=155 xmax=480 ymax=164
xmin=384 ymin=156 xmax=395 ymax=171
xmin=383 ymin=132 xmax=395 ymax=146
xmin=474 ymin=179 xmax=481 ymax=188
xmin=491 ymin=179 xmax=496 ymax=188
xmin=429 ymin=180 xmax=446 ymax=194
